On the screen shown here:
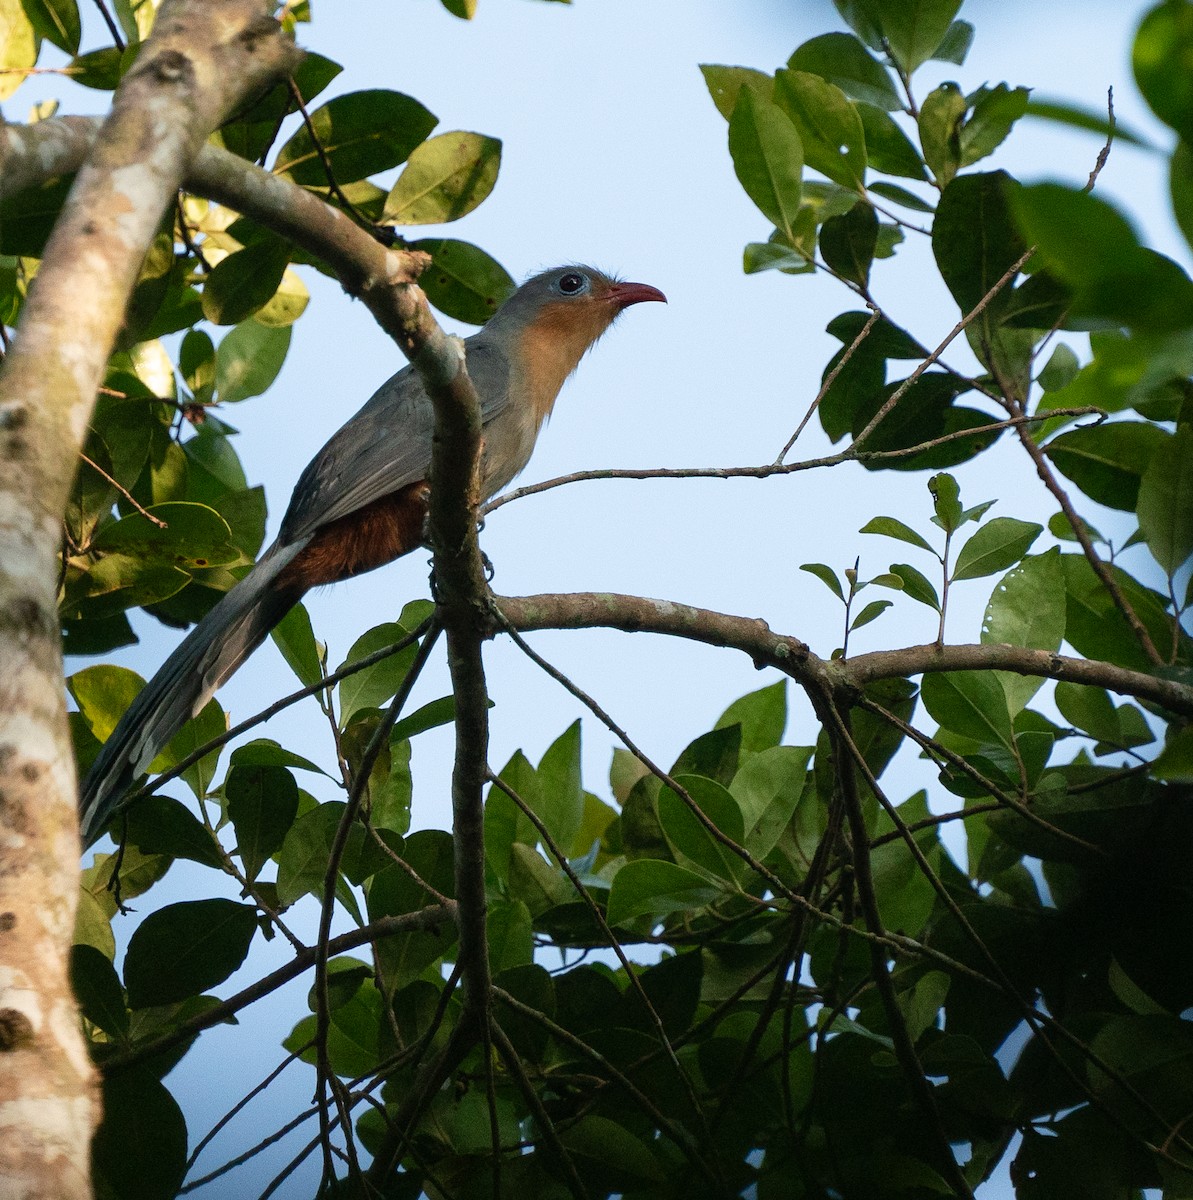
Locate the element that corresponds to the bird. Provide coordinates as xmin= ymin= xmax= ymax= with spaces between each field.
xmin=79 ymin=265 xmax=666 ymax=844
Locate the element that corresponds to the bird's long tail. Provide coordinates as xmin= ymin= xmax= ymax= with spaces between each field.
xmin=79 ymin=540 xmax=306 ymax=845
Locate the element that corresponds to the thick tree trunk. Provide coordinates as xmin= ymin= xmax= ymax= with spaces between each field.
xmin=0 ymin=3 xmax=299 ymax=1194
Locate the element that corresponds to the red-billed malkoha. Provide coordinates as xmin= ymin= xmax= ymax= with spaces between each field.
xmin=79 ymin=266 xmax=665 ymax=843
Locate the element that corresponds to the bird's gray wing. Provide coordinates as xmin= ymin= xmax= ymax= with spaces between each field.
xmin=278 ymin=339 xmax=511 ymax=545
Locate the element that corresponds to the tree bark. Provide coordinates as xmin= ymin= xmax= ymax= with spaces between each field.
xmin=0 ymin=3 xmax=298 ymax=1194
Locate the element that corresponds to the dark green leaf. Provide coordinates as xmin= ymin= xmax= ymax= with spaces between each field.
xmin=124 ymin=899 xmax=257 ymax=1008
xmin=952 ymin=516 xmax=1042 ymax=581
xmin=743 ymin=240 xmax=812 ymax=274
xmin=0 ymin=174 xmax=72 ymax=256
xmin=921 ymin=671 xmax=1015 ymax=749
xmin=226 ymin=764 xmax=299 ymax=883
xmin=774 ymin=68 xmax=867 ymax=189
xmin=72 ymin=944 xmax=128 ymax=1038
xmin=864 ymin=0 xmax=963 ymax=74
xmin=92 ymin=1070 xmax=187 ymax=1200
xmin=201 ymin=237 xmax=291 ymax=326
xmin=788 ymin=32 xmax=901 ymax=109
xmin=21 ymin=0 xmax=80 ymax=53
xmin=606 ymin=860 xmax=723 ymax=926
xmin=857 ymin=105 xmax=929 ymax=179
xmin=1045 ymin=421 xmax=1168 ymax=511
xmin=1137 ymin=424 xmax=1193 ymax=575
xmin=1013 ymin=183 xmax=1193 ymax=332
xmin=1038 ymin=343 xmax=1080 ymax=392
xmin=123 ymin=796 xmax=223 ymax=869
xmin=869 ymin=179 xmax=935 ymax=211
xmin=487 ymin=899 xmax=533 ymax=975
xmin=656 ymin=775 xmax=745 ymax=883
xmin=69 ymin=45 xmax=127 ymax=91
xmin=407 ymin=238 xmax=514 ymax=325
xmin=534 ymin=721 xmax=584 ymax=855
xmin=275 ymin=89 xmax=437 ymax=185
xmin=820 ymin=200 xmax=878 ymax=286
xmin=728 ymin=88 xmax=804 ymax=240
xmin=1172 ymin=140 xmax=1193 ymax=257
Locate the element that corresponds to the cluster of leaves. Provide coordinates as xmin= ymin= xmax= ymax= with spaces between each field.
xmin=9 ymin=0 xmax=1193 ymax=1196
xmin=0 ymin=0 xmax=517 ymax=647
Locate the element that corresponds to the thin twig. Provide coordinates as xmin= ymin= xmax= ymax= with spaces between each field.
xmin=78 ymin=452 xmax=167 ymax=526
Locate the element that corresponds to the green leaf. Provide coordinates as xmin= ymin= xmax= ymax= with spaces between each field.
xmin=270 ymin=602 xmax=324 ymax=689
xmin=891 ymin=562 xmax=941 ymax=610
xmin=1134 ymin=0 xmax=1193 ymax=142
xmin=952 ymin=516 xmax=1042 ymax=581
xmin=850 ymin=598 xmax=892 ymax=630
xmin=535 ymin=721 xmax=584 ymax=855
xmin=1038 ymin=343 xmax=1080 ymax=392
xmin=933 ymin=19 xmax=974 ymax=64
xmin=123 ymin=899 xmax=257 ymax=1009
xmin=699 ymin=64 xmax=773 ymax=121
xmin=336 ymin=621 xmax=419 ymax=726
xmin=982 ymin=548 xmax=1066 ymax=714
xmin=21 ymin=0 xmax=80 ymax=53
xmin=0 ymin=174 xmax=73 ymax=256
xmin=921 ymin=670 xmax=1015 ymax=749
xmin=1154 ymin=725 xmax=1193 ymax=781
xmin=1045 ymin=422 xmax=1168 ymax=511
xmin=606 ymin=860 xmax=723 ymax=926
xmin=1023 ymin=96 xmax=1151 ymax=148
xmin=929 ymin=472 xmax=962 ymax=531
xmin=859 ymin=515 xmax=936 ymax=554
xmin=71 ymin=944 xmax=128 ymax=1038
xmin=0 ymin=0 xmax=37 ymax=101
xmin=440 ymin=0 xmax=476 ymax=16
xmin=820 ymin=200 xmax=878 ymax=286
xmin=857 ymin=105 xmax=929 ymax=180
xmin=918 ymin=82 xmax=966 ymax=186
xmin=774 ymin=68 xmax=866 ymax=189
xmin=715 ymin=680 xmax=787 ymax=756
xmin=69 ymin=664 xmax=143 ymax=743
xmin=657 ymin=776 xmax=745 ymax=884
xmin=959 ymin=84 xmax=1030 ymax=167
xmin=863 ymin=0 xmax=963 ymax=74
xmin=1137 ymin=424 xmax=1193 ymax=575
xmin=201 ymin=237 xmax=291 ymax=326
xmin=226 ymin=764 xmax=299 ymax=883
xmin=487 ymin=899 xmax=533 ymax=975
xmin=869 ymin=179 xmax=934 ymax=211
xmin=728 ymin=87 xmax=804 ymax=241
xmin=933 ymin=170 xmax=1026 ymax=332
xmin=123 ymin=796 xmax=223 ymax=869
xmin=383 ymin=131 xmax=501 ymax=224
xmin=788 ymin=32 xmax=900 ymax=109
xmin=1172 ymin=140 xmax=1193 ymax=257
xmin=800 ymin=562 xmax=845 ymax=601
xmin=275 ymin=89 xmax=437 ymax=185
xmin=407 ymin=238 xmax=515 ymax=325
xmin=215 ymin=319 xmax=291 ymax=403
xmin=1055 ymin=681 xmax=1123 ymax=745
xmin=92 ymin=1069 xmax=187 ymax=1200
xmin=743 ymin=240 xmax=812 ymax=274
xmin=1013 ymin=183 xmax=1193 ymax=332
xmin=558 ymin=1116 xmax=666 ymax=1191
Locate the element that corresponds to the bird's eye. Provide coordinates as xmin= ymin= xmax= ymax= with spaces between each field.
xmin=557 ymin=272 xmax=587 ymax=295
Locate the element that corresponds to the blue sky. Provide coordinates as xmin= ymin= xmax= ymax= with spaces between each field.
xmin=27 ymin=0 xmax=1181 ymax=1192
